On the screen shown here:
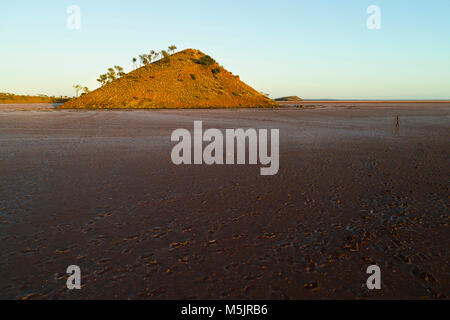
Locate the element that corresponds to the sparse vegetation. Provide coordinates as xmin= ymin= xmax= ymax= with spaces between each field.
xmin=168 ymin=45 xmax=177 ymax=54
xmin=139 ymin=54 xmax=149 ymax=66
xmin=107 ymin=68 xmax=117 ymax=82
xmin=114 ymin=66 xmax=125 ymax=77
xmin=96 ymin=46 xmax=180 ymax=87
xmin=211 ymin=67 xmax=221 ymax=74
xmin=73 ymin=85 xmax=82 ymax=97
xmin=0 ymin=92 xmax=69 ymax=104
xmin=149 ymin=50 xmax=158 ymax=63
xmin=136 ymin=46 xmax=178 ymax=68
xmin=97 ymin=65 xmax=126 ymax=86
xmin=97 ymin=74 xmax=108 ymax=86
xmin=198 ymin=55 xmax=216 ymax=66
xmin=73 ymin=85 xmax=89 ymax=96
xmin=160 ymin=50 xmax=170 ymax=63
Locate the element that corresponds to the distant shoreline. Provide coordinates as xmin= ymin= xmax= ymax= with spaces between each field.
xmin=0 ymin=93 xmax=69 ymax=105
xmin=2 ymin=97 xmax=449 ymax=106
xmin=279 ymin=100 xmax=450 ymax=104
xmin=0 ymin=101 xmax=448 ymax=112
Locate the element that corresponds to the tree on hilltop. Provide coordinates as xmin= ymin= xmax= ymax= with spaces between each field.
xmin=148 ymin=50 xmax=157 ymax=63
xmin=139 ymin=54 xmax=149 ymax=66
xmin=168 ymin=45 xmax=177 ymax=54
xmin=97 ymin=74 xmax=108 ymax=86
xmin=73 ymin=84 xmax=89 ymax=97
xmin=97 ymin=65 xmax=125 ymax=87
xmin=73 ymin=84 xmax=82 ymax=97
xmin=107 ymin=68 xmax=117 ymax=82
xmin=160 ymin=50 xmax=170 ymax=63
xmin=114 ymin=66 xmax=125 ymax=78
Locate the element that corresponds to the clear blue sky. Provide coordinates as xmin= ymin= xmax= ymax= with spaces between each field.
xmin=1 ymin=0 xmax=449 ymax=99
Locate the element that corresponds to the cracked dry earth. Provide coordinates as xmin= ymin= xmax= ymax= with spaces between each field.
xmin=0 ymin=103 xmax=448 ymax=299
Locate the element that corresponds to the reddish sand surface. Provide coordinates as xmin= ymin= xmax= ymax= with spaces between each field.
xmin=0 ymin=102 xmax=448 ymax=299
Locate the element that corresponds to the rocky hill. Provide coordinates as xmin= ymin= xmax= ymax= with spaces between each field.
xmin=60 ymin=49 xmax=277 ymax=109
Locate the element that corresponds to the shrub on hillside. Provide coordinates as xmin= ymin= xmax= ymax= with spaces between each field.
xmin=160 ymin=50 xmax=170 ymax=63
xmin=198 ymin=55 xmax=215 ymax=66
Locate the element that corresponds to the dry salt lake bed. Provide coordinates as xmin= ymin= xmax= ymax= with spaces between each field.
xmin=0 ymin=102 xmax=448 ymax=299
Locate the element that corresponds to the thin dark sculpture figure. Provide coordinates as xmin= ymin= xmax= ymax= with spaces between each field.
xmin=395 ymin=115 xmax=400 ymax=134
